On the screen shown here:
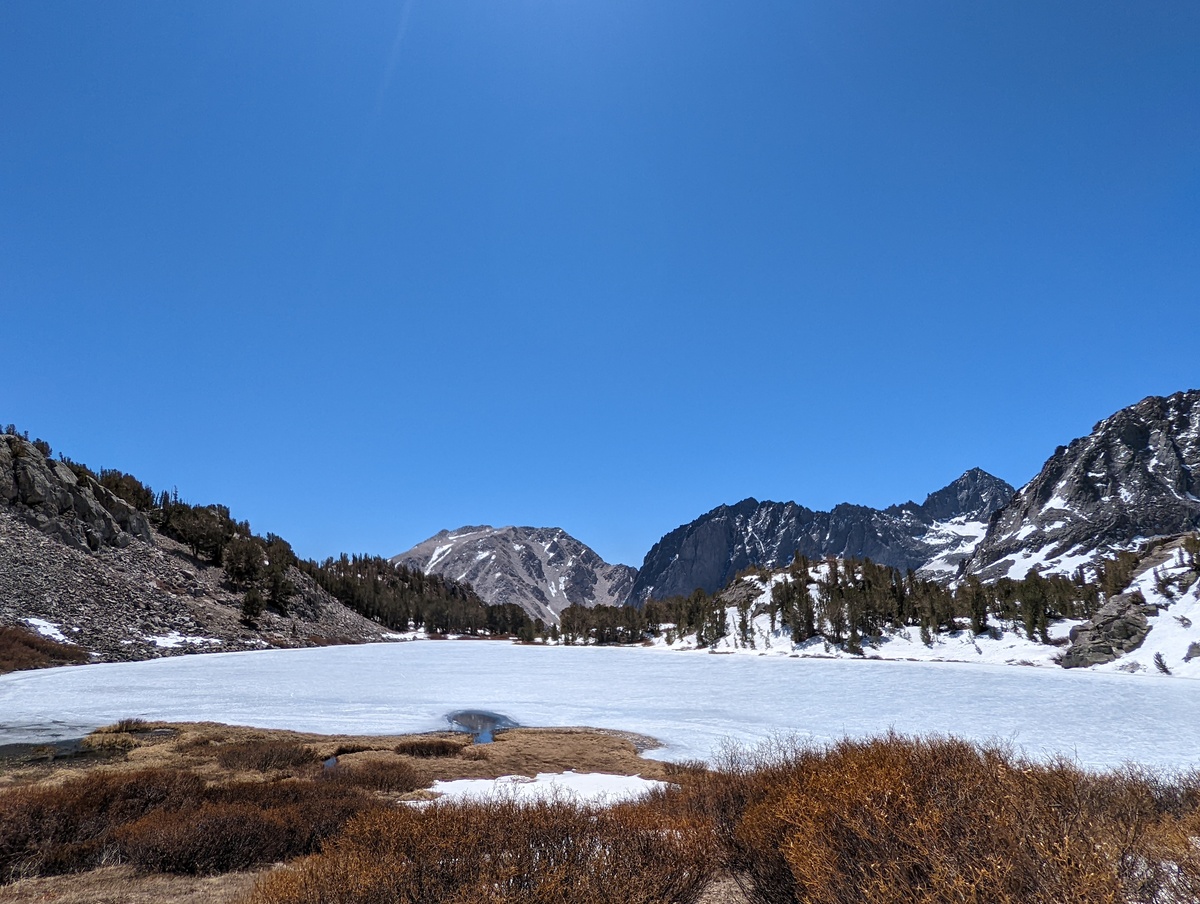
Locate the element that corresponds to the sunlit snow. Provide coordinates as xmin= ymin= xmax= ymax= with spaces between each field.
xmin=22 ymin=618 xmax=72 ymax=644
xmin=428 ymin=771 xmax=666 ymax=804
xmin=2 ymin=643 xmax=1198 ymax=769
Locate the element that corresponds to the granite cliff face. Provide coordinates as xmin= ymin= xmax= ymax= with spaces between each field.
xmin=0 ymin=434 xmax=405 ymax=663
xmin=966 ymin=391 xmax=1200 ymax=581
xmin=0 ymin=435 xmax=151 ymax=550
xmin=391 ymin=526 xmax=637 ymax=625
xmin=626 ymin=469 xmax=1015 ymax=605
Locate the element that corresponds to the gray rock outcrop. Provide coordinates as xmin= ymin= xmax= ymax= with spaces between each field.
xmin=0 ymin=435 xmax=151 ymax=550
xmin=625 ymin=469 xmax=1015 ymax=605
xmin=392 ymin=526 xmax=637 ymax=624
xmin=967 ymin=391 xmax=1200 ymax=581
xmin=1060 ymin=592 xmax=1158 ymax=668
xmin=0 ymin=506 xmax=398 ymax=663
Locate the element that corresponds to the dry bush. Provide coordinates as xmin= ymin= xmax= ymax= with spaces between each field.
xmin=392 ymin=738 xmax=463 ymax=758
xmin=81 ymin=732 xmax=141 ymax=753
xmin=0 ymin=625 xmax=89 ymax=673
xmin=714 ymin=734 xmax=1200 ymax=904
xmin=0 ymin=768 xmax=378 ymax=881
xmin=244 ymin=796 xmax=716 ymax=904
xmin=215 ymin=741 xmax=316 ymax=773
xmin=321 ymin=759 xmax=421 ymax=793
xmin=115 ymin=803 xmax=293 ymax=874
xmin=94 ymin=718 xmax=149 ymax=734
xmin=0 ymin=769 xmax=204 ymax=881
xmin=331 ymin=744 xmax=373 ymax=757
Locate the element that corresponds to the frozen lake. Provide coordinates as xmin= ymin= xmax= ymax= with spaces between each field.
xmin=2 ymin=641 xmax=1197 ymax=769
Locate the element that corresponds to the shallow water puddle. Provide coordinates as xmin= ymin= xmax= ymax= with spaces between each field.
xmin=446 ymin=709 xmax=518 ymax=743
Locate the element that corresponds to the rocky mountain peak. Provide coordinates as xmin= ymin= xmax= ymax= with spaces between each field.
xmin=626 ymin=470 xmax=1015 ymax=605
xmin=391 ymin=526 xmax=637 ymax=624
xmin=966 ymin=390 xmax=1200 ymax=581
xmin=915 ymin=468 xmax=1016 ymax=523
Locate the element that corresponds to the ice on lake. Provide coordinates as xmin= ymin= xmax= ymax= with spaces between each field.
xmin=1 ymin=642 xmax=1197 ymax=769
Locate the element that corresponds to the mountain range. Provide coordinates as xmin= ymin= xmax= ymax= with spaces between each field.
xmin=390 ymin=526 xmax=636 ymax=626
xmin=3 ymin=389 xmax=1199 ymax=670
xmin=395 ymin=391 xmax=1199 ymax=620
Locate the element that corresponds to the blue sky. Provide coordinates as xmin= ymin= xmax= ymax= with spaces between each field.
xmin=2 ymin=1 xmax=1197 ymax=567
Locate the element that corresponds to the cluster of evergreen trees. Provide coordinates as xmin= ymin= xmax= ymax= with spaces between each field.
xmin=559 ymin=602 xmax=646 ymax=645
xmin=22 ymin=443 xmax=515 ymax=634
xmin=708 ymin=551 xmax=1141 ymax=651
xmin=558 ymin=546 xmax=1171 ymax=651
xmin=299 ymin=554 xmax=537 ymax=639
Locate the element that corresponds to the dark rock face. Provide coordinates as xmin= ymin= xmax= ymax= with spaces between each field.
xmin=0 ymin=433 xmax=405 ymax=664
xmin=967 ymin=391 xmax=1200 ymax=581
xmin=626 ymin=469 xmax=1015 ymax=605
xmin=391 ymin=526 xmax=638 ymax=624
xmin=0 ymin=435 xmax=152 ymax=550
xmin=1060 ymin=593 xmax=1158 ymax=668
xmin=0 ymin=507 xmax=399 ymax=664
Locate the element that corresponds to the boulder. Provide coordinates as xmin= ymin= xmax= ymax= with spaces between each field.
xmin=0 ymin=435 xmax=151 ymax=551
xmin=1061 ymin=593 xmax=1156 ymax=668
xmin=0 ymin=438 xmax=16 ymax=502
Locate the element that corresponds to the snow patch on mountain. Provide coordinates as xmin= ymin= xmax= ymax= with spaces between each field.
xmin=968 ymin=390 xmax=1200 ymax=581
xmin=392 ymin=526 xmax=637 ymax=625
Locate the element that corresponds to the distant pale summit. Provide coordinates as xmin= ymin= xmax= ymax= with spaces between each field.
xmin=391 ymin=526 xmax=637 ymax=625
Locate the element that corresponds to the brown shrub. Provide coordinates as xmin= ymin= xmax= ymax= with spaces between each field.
xmin=115 ymin=803 xmax=292 ymax=874
xmin=0 ymin=769 xmax=204 ymax=880
xmin=215 ymin=741 xmax=316 ymax=773
xmin=321 ymin=759 xmax=421 ymax=793
xmin=94 ymin=718 xmax=149 ymax=734
xmin=244 ymin=797 xmax=716 ymax=904
xmin=330 ymin=744 xmax=372 ymax=757
xmin=0 ymin=625 xmax=89 ymax=674
xmin=714 ymin=734 xmax=1200 ymax=904
xmin=0 ymin=768 xmax=377 ymax=881
xmin=392 ymin=737 xmax=463 ymax=758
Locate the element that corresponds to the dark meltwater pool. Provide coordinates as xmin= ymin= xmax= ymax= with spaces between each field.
xmin=445 ymin=710 xmax=518 ymax=743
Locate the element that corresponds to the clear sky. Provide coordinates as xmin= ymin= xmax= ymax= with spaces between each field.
xmin=2 ymin=1 xmax=1197 ymax=567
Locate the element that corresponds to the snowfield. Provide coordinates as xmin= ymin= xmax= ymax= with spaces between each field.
xmin=2 ymin=642 xmax=1198 ymax=770
xmin=428 ymin=771 xmax=667 ymax=804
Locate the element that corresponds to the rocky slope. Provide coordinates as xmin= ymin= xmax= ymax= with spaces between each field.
xmin=392 ymin=526 xmax=637 ymax=624
xmin=626 ymin=469 xmax=1014 ymax=605
xmin=966 ymin=391 xmax=1200 ymax=582
xmin=0 ymin=435 xmax=406 ymax=663
xmin=0 ymin=434 xmax=152 ymax=551
xmin=1058 ymin=534 xmax=1200 ymax=675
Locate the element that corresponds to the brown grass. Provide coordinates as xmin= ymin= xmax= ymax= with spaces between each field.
xmin=320 ymin=759 xmax=421 ymax=793
xmin=391 ymin=737 xmax=464 ymax=758
xmin=0 ymin=625 xmax=89 ymax=674
xmin=214 ymin=741 xmax=316 ymax=773
xmin=0 ymin=864 xmax=265 ymax=903
xmin=8 ymin=723 xmax=1197 ymax=904
xmin=243 ymin=797 xmax=716 ymax=904
xmin=657 ymin=734 xmax=1200 ymax=904
xmin=0 ymin=767 xmax=377 ymax=881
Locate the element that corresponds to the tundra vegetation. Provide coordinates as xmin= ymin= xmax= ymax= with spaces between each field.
xmin=1 ymin=723 xmax=1198 ymax=904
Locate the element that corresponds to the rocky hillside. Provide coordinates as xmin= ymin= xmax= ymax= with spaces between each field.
xmin=626 ymin=469 xmax=1014 ymax=605
xmin=392 ymin=526 xmax=637 ymax=624
xmin=0 ymin=433 xmax=412 ymax=664
xmin=0 ymin=434 xmax=152 ymax=551
xmin=967 ymin=391 xmax=1200 ymax=582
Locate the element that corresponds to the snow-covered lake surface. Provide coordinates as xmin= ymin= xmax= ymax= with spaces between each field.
xmin=2 ymin=642 xmax=1197 ymax=770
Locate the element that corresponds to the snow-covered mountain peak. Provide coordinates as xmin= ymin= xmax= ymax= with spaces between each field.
xmin=391 ymin=526 xmax=636 ymax=624
xmin=627 ymin=470 xmax=1015 ymax=605
xmin=967 ymin=390 xmax=1200 ymax=581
